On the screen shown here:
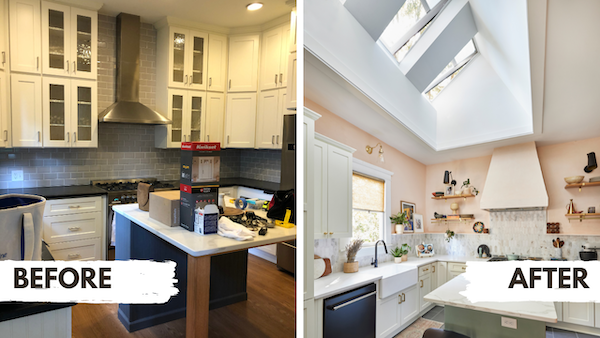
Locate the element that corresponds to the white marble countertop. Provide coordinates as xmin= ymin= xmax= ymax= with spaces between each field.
xmin=424 ymin=274 xmax=557 ymax=323
xmin=113 ymin=203 xmax=296 ymax=257
xmin=314 ymin=255 xmax=481 ymax=300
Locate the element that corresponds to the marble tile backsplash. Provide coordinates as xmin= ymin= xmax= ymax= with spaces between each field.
xmin=315 ymin=210 xmax=600 ymax=273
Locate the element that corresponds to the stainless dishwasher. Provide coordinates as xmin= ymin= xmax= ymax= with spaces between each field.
xmin=323 ymin=283 xmax=377 ymax=338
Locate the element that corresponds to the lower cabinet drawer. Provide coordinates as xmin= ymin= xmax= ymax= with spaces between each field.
xmin=418 ymin=264 xmax=432 ymax=277
xmin=44 ymin=196 xmax=103 ymax=216
xmin=448 ymin=262 xmax=467 ymax=273
xmin=43 ymin=212 xmax=102 ymax=244
xmin=47 ymin=238 xmax=101 ymax=261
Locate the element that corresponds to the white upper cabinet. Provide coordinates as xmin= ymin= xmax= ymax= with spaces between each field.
xmin=204 ymin=91 xmax=224 ymax=144
xmin=155 ymin=89 xmax=206 ymax=148
xmin=159 ymin=26 xmax=207 ymax=90
xmin=9 ymin=0 xmax=41 ymax=74
xmin=42 ymin=77 xmax=97 ymax=148
xmin=285 ymin=52 xmax=297 ymax=110
xmin=0 ymin=71 xmax=8 ymax=148
xmin=289 ymin=8 xmax=297 ymax=53
xmin=255 ymin=88 xmax=285 ymax=149
xmin=207 ymin=33 xmax=227 ymax=92
xmin=0 ymin=0 xmax=7 ymax=71
xmin=68 ymin=6 xmax=97 ymax=79
xmin=259 ymin=25 xmax=289 ymax=91
xmin=224 ymin=92 xmax=256 ymax=148
xmin=11 ymin=73 xmax=42 ymax=147
xmin=41 ymin=2 xmax=70 ymax=77
xmin=227 ymin=34 xmax=259 ymax=92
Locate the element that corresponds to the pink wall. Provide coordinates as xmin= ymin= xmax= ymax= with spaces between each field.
xmin=305 ymin=99 xmax=427 ymax=229
xmin=538 ymin=136 xmax=600 ymax=234
xmin=424 ymin=156 xmax=492 ymax=233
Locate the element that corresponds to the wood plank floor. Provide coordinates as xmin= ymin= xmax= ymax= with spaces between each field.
xmin=72 ymin=254 xmax=295 ymax=338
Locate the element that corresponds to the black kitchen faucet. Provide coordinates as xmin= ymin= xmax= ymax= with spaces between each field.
xmin=371 ymin=240 xmax=388 ymax=268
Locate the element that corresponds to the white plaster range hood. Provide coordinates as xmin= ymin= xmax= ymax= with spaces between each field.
xmin=480 ymin=142 xmax=548 ymax=210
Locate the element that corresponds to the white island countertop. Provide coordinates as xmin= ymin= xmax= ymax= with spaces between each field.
xmin=113 ymin=203 xmax=296 ymax=257
xmin=424 ymin=274 xmax=557 ymax=323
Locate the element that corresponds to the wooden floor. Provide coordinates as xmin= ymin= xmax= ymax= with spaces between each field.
xmin=72 ymin=254 xmax=295 ymax=338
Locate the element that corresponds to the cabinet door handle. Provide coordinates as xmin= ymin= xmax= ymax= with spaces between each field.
xmin=424 ymin=268 xmax=428 ymax=272
xmin=229 ymin=79 xmax=231 ymax=89
xmin=323 ymin=232 xmax=327 ymax=235
xmin=67 ymin=132 xmax=69 ymax=142
xmin=402 ymin=293 xmax=406 ymax=302
xmin=67 ymin=253 xmax=81 ymax=259
xmin=68 ymin=205 xmax=81 ymax=209
xmin=432 ymin=266 xmax=436 ymax=273
xmin=462 ymin=266 xmax=466 ymax=270
xmin=3 ymin=130 xmax=7 ymax=142
xmin=73 ymin=61 xmax=76 ymax=73
xmin=271 ymin=135 xmax=274 ymax=144
xmin=420 ymin=280 xmax=423 ymax=288
xmin=185 ymin=75 xmax=188 ymax=85
xmin=227 ymin=135 xmax=230 ymax=144
xmin=329 ymin=232 xmax=333 ymax=235
xmin=37 ymin=57 xmax=39 ymax=70
xmin=66 ymin=60 xmax=69 ymax=72
xmin=1 ymin=51 xmax=5 ymax=65
xmin=275 ymin=74 xmax=278 ymax=84
xmin=209 ymin=77 xmax=212 ymax=87
xmin=276 ymin=135 xmax=279 ymax=144
xmin=74 ymin=132 xmax=76 ymax=142
xmin=68 ymin=226 xmax=81 ymax=231
xmin=398 ymin=294 xmax=402 ymax=304
xmin=38 ymin=131 xmax=41 ymax=142
xmin=280 ymin=73 xmax=283 ymax=84
xmin=207 ymin=135 xmax=210 ymax=142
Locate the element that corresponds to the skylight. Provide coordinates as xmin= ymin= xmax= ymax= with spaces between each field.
xmin=425 ymin=40 xmax=477 ymax=101
xmin=379 ymin=0 xmax=448 ymax=62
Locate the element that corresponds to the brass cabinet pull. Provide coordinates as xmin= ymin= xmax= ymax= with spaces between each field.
xmin=398 ymin=294 xmax=402 ymax=304
xmin=68 ymin=205 xmax=81 ymax=209
xmin=323 ymin=232 xmax=327 ymax=235
xmin=402 ymin=293 xmax=406 ymax=302
xmin=462 ymin=266 xmax=466 ymax=270
xmin=420 ymin=280 xmax=423 ymax=288
xmin=329 ymin=232 xmax=333 ymax=235
xmin=68 ymin=226 xmax=81 ymax=231
xmin=424 ymin=268 xmax=428 ymax=272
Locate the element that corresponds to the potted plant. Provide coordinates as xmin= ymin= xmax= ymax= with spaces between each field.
xmin=390 ymin=244 xmax=411 ymax=263
xmin=344 ymin=239 xmax=364 ymax=273
xmin=445 ymin=229 xmax=455 ymax=242
xmin=390 ymin=211 xmax=409 ymax=234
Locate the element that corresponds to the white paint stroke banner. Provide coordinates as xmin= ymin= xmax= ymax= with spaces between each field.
xmin=462 ymin=261 xmax=600 ymax=303
xmin=0 ymin=260 xmax=178 ymax=303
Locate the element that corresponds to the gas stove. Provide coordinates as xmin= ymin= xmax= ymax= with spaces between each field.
xmin=92 ymin=178 xmax=177 ymax=204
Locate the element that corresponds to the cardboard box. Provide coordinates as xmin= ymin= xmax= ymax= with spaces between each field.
xmin=194 ymin=204 xmax=219 ymax=235
xmin=149 ymin=190 xmax=181 ymax=227
xmin=180 ymin=142 xmax=220 ymax=232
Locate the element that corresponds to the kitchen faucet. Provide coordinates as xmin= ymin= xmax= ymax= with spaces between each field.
xmin=371 ymin=240 xmax=388 ymax=268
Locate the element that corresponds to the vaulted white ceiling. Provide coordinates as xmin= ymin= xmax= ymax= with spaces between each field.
xmin=306 ymin=0 xmax=600 ymax=165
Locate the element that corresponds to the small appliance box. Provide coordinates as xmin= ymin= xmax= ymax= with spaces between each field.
xmin=149 ymin=190 xmax=180 ymax=227
xmin=180 ymin=142 xmax=220 ymax=233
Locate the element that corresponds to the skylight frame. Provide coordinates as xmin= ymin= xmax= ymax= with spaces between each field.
xmin=384 ymin=0 xmax=449 ymax=58
xmin=424 ymin=39 xmax=478 ymax=100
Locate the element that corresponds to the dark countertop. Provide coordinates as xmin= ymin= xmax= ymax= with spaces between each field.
xmin=220 ymin=178 xmax=281 ymax=193
xmin=0 ymin=244 xmax=75 ymax=323
xmin=0 ymin=185 xmax=107 ymax=199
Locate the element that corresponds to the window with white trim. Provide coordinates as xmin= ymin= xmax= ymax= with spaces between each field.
xmin=352 ymin=173 xmax=385 ymax=244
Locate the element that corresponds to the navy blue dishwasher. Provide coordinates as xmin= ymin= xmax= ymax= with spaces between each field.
xmin=323 ymin=283 xmax=377 ymax=338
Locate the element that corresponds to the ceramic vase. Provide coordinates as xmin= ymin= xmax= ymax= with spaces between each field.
xmin=395 ymin=224 xmax=403 ymax=234
xmin=394 ymin=257 xmax=403 ymax=263
xmin=555 ymin=248 xmax=562 ymax=259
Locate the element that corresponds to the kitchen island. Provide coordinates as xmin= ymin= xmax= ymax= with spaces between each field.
xmin=113 ymin=204 xmax=296 ymax=338
xmin=424 ymin=274 xmax=557 ymax=338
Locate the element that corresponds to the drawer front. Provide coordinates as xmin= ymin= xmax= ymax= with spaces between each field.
xmin=44 ymin=196 xmax=103 ymax=216
xmin=48 ymin=238 xmax=101 ymax=261
xmin=449 ymin=262 xmax=467 ymax=273
xmin=43 ymin=212 xmax=103 ymax=244
xmin=419 ymin=264 xmax=432 ymax=277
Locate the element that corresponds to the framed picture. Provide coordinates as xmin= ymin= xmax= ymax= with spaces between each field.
xmin=413 ymin=214 xmax=424 ymax=233
xmin=445 ymin=185 xmax=453 ymax=196
xmin=401 ymin=200 xmax=416 ymax=226
xmin=403 ymin=222 xmax=413 ymax=233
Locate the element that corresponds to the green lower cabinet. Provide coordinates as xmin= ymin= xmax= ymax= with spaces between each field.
xmin=444 ymin=306 xmax=546 ymax=338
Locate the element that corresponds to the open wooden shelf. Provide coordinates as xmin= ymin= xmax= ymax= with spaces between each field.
xmin=431 ymin=194 xmax=475 ymax=200
xmin=430 ymin=217 xmax=474 ymax=223
xmin=565 ymin=213 xmax=600 ymax=222
xmin=565 ymin=181 xmax=600 ymax=190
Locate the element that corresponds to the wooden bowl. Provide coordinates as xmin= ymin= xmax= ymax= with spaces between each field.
xmin=564 ymin=176 xmax=584 ymax=184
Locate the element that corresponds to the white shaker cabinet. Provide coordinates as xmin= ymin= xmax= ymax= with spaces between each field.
xmin=204 ymin=91 xmax=224 ymax=144
xmin=419 ymin=264 xmax=433 ymax=312
xmin=285 ymin=52 xmax=297 ymax=110
xmin=255 ymin=89 xmax=286 ymax=149
xmin=11 ymin=73 xmax=42 ymax=147
xmin=42 ymin=77 xmax=97 ymax=148
xmin=436 ymin=261 xmax=448 ymax=289
xmin=313 ymin=133 xmax=355 ymax=239
xmin=562 ymin=302 xmax=595 ymax=327
xmin=0 ymin=71 xmax=8 ymax=147
xmin=41 ymin=2 xmax=97 ymax=79
xmin=227 ymin=34 xmax=260 ymax=92
xmin=377 ymin=285 xmax=419 ymax=338
xmin=207 ymin=33 xmax=227 ymax=92
xmin=157 ymin=26 xmax=208 ymax=90
xmin=0 ymin=0 xmax=7 ymax=71
xmin=223 ymin=92 xmax=256 ymax=148
xmin=155 ymin=89 xmax=206 ymax=148
xmin=9 ymin=0 xmax=41 ymax=74
xmin=259 ymin=25 xmax=289 ymax=91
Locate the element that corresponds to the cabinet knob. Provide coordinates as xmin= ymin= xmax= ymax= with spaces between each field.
xmin=329 ymin=232 xmax=333 ymax=235
xmin=323 ymin=232 xmax=327 ymax=235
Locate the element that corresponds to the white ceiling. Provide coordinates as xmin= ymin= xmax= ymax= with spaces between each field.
xmin=305 ymin=0 xmax=600 ymax=165
xmin=96 ymin=0 xmax=293 ymax=27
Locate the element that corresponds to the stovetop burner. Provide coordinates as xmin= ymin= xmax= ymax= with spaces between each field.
xmin=92 ymin=178 xmax=176 ymax=192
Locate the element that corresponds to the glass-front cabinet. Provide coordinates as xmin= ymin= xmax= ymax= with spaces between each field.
xmin=41 ymin=2 xmax=97 ymax=79
xmin=42 ymin=77 xmax=97 ymax=147
xmin=168 ymin=27 xmax=207 ymax=90
xmin=155 ymin=89 xmax=205 ymax=148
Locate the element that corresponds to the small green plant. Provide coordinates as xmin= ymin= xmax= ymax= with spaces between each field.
xmin=461 ymin=178 xmax=470 ymax=189
xmin=346 ymin=239 xmax=364 ymax=263
xmin=390 ymin=211 xmax=409 ymax=225
xmin=445 ymin=229 xmax=455 ymax=242
xmin=390 ymin=243 xmax=411 ymax=257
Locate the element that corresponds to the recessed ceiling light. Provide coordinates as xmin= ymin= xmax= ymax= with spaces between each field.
xmin=247 ymin=2 xmax=263 ymax=11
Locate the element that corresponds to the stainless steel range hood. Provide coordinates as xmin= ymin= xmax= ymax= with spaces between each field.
xmin=99 ymin=13 xmax=170 ymax=124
